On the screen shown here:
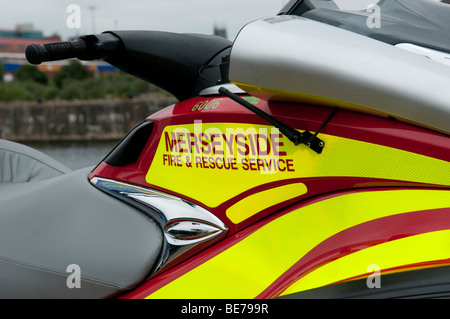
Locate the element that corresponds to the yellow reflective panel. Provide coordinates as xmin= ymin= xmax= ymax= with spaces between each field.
xmin=281 ymin=229 xmax=450 ymax=296
xmin=146 ymin=189 xmax=450 ymax=299
xmin=226 ymin=183 xmax=307 ymax=224
xmin=146 ymin=123 xmax=450 ymax=210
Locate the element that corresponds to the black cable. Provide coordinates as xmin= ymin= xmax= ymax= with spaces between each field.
xmin=303 ymin=108 xmax=339 ymax=144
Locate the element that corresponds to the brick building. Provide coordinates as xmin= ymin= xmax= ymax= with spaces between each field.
xmin=0 ymin=24 xmax=116 ymax=80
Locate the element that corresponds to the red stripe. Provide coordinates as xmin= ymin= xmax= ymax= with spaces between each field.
xmin=257 ymin=207 xmax=450 ymax=298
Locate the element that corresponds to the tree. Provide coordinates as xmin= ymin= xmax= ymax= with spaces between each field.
xmin=53 ymin=60 xmax=92 ymax=88
xmin=15 ymin=64 xmax=48 ymax=84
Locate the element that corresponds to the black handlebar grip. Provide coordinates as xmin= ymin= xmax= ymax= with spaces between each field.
xmin=25 ymin=44 xmax=47 ymax=65
xmin=26 ymin=39 xmax=86 ymax=65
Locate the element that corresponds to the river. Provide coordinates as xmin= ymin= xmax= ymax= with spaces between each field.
xmin=24 ymin=140 xmax=120 ymax=170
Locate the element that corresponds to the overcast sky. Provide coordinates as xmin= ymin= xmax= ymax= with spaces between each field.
xmin=0 ymin=0 xmax=288 ymax=40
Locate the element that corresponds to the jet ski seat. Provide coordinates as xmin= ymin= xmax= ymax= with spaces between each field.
xmin=0 ymin=139 xmax=71 ymax=183
xmin=0 ymin=139 xmax=163 ymax=298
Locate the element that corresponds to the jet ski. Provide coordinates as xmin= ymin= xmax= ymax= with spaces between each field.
xmin=0 ymin=0 xmax=449 ymax=298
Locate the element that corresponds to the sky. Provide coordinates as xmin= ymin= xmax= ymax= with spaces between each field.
xmin=0 ymin=0 xmax=289 ymax=41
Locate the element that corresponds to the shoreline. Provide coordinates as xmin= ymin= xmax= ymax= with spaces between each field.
xmin=0 ymin=94 xmax=176 ymax=143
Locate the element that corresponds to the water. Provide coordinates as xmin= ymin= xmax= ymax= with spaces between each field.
xmin=25 ymin=140 xmax=119 ymax=170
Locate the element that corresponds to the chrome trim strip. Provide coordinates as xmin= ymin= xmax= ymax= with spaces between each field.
xmin=90 ymin=177 xmax=228 ymax=273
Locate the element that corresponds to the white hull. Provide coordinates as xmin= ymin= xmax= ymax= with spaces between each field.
xmin=229 ymin=16 xmax=450 ymax=135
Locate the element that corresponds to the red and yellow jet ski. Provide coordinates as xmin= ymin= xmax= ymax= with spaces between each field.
xmin=0 ymin=0 xmax=449 ymax=299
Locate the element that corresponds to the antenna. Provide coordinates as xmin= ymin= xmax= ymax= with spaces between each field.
xmin=88 ymin=5 xmax=97 ymax=34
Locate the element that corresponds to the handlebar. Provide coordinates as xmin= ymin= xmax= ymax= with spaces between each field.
xmin=26 ymin=39 xmax=86 ymax=65
xmin=24 ymin=30 xmax=234 ymax=101
xmin=25 ymin=33 xmax=121 ymax=65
